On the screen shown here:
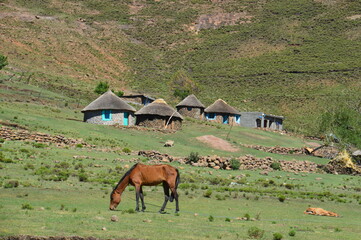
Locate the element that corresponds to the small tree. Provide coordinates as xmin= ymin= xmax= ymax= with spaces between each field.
xmin=94 ymin=82 xmax=109 ymax=94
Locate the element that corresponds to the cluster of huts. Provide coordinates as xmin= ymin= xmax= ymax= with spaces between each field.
xmin=81 ymin=90 xmax=284 ymax=131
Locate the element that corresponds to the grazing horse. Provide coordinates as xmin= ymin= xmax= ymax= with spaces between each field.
xmin=109 ymin=163 xmax=180 ymax=213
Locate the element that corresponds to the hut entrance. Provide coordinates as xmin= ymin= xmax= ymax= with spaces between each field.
xmin=124 ymin=112 xmax=129 ymax=126
xmin=256 ymin=119 xmax=261 ymax=128
xmin=222 ymin=115 xmax=229 ymax=124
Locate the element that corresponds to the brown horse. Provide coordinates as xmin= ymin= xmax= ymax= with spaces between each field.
xmin=109 ymin=163 xmax=180 ymax=213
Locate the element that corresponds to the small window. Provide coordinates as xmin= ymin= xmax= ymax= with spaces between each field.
xmin=235 ymin=115 xmax=241 ymax=124
xmin=102 ymin=110 xmax=112 ymax=121
xmin=187 ymin=107 xmax=192 ymax=111
xmin=206 ymin=113 xmax=216 ymax=120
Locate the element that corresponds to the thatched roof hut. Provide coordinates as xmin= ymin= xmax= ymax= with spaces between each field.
xmin=135 ymin=99 xmax=183 ymax=130
xmin=82 ymin=90 xmax=136 ymax=126
xmin=204 ymin=99 xmax=241 ymax=125
xmin=176 ymin=94 xmax=205 ymax=119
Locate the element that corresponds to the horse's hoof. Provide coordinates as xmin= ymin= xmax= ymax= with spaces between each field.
xmin=159 ymin=210 xmax=166 ymax=214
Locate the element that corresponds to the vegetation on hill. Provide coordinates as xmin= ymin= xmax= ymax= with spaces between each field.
xmin=1 ymin=0 xmax=361 ymax=144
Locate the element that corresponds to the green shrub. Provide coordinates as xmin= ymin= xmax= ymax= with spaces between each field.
xmin=4 ymin=180 xmax=19 ymax=188
xmin=21 ymin=203 xmax=33 ymax=210
xmin=278 ymin=195 xmax=286 ymax=202
xmin=247 ymin=226 xmax=264 ymax=239
xmin=208 ymin=215 xmax=214 ymax=222
xmin=122 ymin=147 xmax=131 ymax=153
xmin=273 ymin=232 xmax=283 ymax=240
xmin=203 ymin=189 xmax=212 ymax=198
xmin=244 ymin=213 xmax=251 ymax=221
xmin=188 ymin=152 xmax=199 ymax=163
xmin=78 ymin=173 xmax=88 ymax=182
xmin=289 ymin=230 xmax=296 ymax=237
xmin=230 ymin=158 xmax=240 ymax=170
xmin=0 ymin=139 xmax=5 ymax=143
xmin=271 ymin=162 xmax=281 ymax=170
xmin=94 ymin=81 xmax=109 ymax=94
xmin=76 ymin=144 xmax=83 ymax=148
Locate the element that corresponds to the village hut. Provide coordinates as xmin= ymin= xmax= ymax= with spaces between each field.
xmin=176 ymin=94 xmax=205 ymax=119
xmin=204 ymin=99 xmax=241 ymax=125
xmin=135 ymin=99 xmax=183 ymax=130
xmin=82 ymin=90 xmax=136 ymax=126
xmin=240 ymin=112 xmax=284 ymax=130
xmin=120 ymin=94 xmax=155 ymax=106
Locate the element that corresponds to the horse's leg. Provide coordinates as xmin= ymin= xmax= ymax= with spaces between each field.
xmin=135 ymin=185 xmax=141 ymax=212
xmin=159 ymin=182 xmax=170 ymax=214
xmin=139 ymin=186 xmax=146 ymax=212
xmin=170 ymin=187 xmax=179 ymax=213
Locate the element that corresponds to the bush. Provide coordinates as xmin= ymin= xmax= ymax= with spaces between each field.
xmin=94 ymin=81 xmax=109 ymax=94
xmin=78 ymin=173 xmax=88 ymax=182
xmin=203 ymin=189 xmax=212 ymax=198
xmin=271 ymin=162 xmax=281 ymax=170
xmin=4 ymin=180 xmax=19 ymax=188
xmin=122 ymin=147 xmax=131 ymax=153
xmin=289 ymin=230 xmax=296 ymax=237
xmin=76 ymin=144 xmax=83 ymax=148
xmin=278 ymin=195 xmax=286 ymax=202
xmin=208 ymin=215 xmax=214 ymax=222
xmin=21 ymin=203 xmax=33 ymax=210
xmin=273 ymin=232 xmax=283 ymax=240
xmin=188 ymin=152 xmax=199 ymax=163
xmin=247 ymin=226 xmax=264 ymax=239
xmin=230 ymin=158 xmax=240 ymax=170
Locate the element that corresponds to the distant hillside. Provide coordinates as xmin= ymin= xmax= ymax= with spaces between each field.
xmin=1 ymin=0 xmax=361 ymax=137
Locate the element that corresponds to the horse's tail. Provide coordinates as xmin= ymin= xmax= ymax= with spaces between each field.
xmin=170 ymin=169 xmax=180 ymax=202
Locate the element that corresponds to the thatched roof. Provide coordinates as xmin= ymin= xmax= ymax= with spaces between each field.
xmin=176 ymin=94 xmax=205 ymax=108
xmin=135 ymin=99 xmax=183 ymax=119
xmin=82 ymin=90 xmax=136 ymax=112
xmin=204 ymin=99 xmax=240 ymax=115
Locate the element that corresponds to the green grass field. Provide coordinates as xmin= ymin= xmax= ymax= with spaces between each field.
xmin=1 ymin=100 xmax=361 ymax=240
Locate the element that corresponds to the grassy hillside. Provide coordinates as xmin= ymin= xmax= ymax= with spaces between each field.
xmin=1 ymin=0 xmax=361 ymax=136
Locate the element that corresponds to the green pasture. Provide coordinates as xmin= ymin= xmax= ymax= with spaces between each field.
xmin=1 ymin=138 xmax=361 ymax=239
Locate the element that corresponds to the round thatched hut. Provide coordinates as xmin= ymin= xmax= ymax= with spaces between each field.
xmin=135 ymin=99 xmax=183 ymax=130
xmin=176 ymin=94 xmax=205 ymax=119
xmin=204 ymin=99 xmax=241 ymax=125
xmin=82 ymin=90 xmax=136 ymax=126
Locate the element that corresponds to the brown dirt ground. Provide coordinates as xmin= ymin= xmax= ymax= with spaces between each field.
xmin=196 ymin=135 xmax=239 ymax=152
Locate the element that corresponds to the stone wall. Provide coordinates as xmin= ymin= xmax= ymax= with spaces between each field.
xmin=136 ymin=115 xmax=182 ymax=130
xmin=177 ymin=107 xmax=203 ymax=119
xmin=242 ymin=144 xmax=307 ymax=155
xmin=83 ymin=110 xmax=135 ymax=126
xmin=138 ymin=150 xmax=320 ymax=173
xmin=0 ymin=126 xmax=94 ymax=147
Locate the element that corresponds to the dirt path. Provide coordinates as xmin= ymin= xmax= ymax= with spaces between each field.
xmin=196 ymin=135 xmax=239 ymax=152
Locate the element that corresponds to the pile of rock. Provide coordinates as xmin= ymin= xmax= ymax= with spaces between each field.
xmin=138 ymin=150 xmax=178 ymax=163
xmin=0 ymin=126 xmax=94 ymax=148
xmin=242 ymin=144 xmax=306 ymax=155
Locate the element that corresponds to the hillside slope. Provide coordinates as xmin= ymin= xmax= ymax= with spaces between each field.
xmin=1 ymin=0 xmax=361 ymax=135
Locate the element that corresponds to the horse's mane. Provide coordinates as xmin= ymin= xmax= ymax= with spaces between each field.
xmin=111 ymin=163 xmax=138 ymax=193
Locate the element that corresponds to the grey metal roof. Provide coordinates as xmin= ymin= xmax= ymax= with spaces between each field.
xmin=176 ymin=94 xmax=205 ymax=108
xmin=81 ymin=90 xmax=136 ymax=112
xmin=135 ymin=99 xmax=183 ymax=119
xmin=204 ymin=99 xmax=241 ymax=115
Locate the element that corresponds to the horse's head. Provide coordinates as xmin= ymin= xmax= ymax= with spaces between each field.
xmin=109 ymin=190 xmax=121 ymax=210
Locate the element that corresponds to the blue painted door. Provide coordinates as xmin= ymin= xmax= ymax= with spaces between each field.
xmin=223 ymin=115 xmax=229 ymax=124
xmin=124 ymin=112 xmax=129 ymax=126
